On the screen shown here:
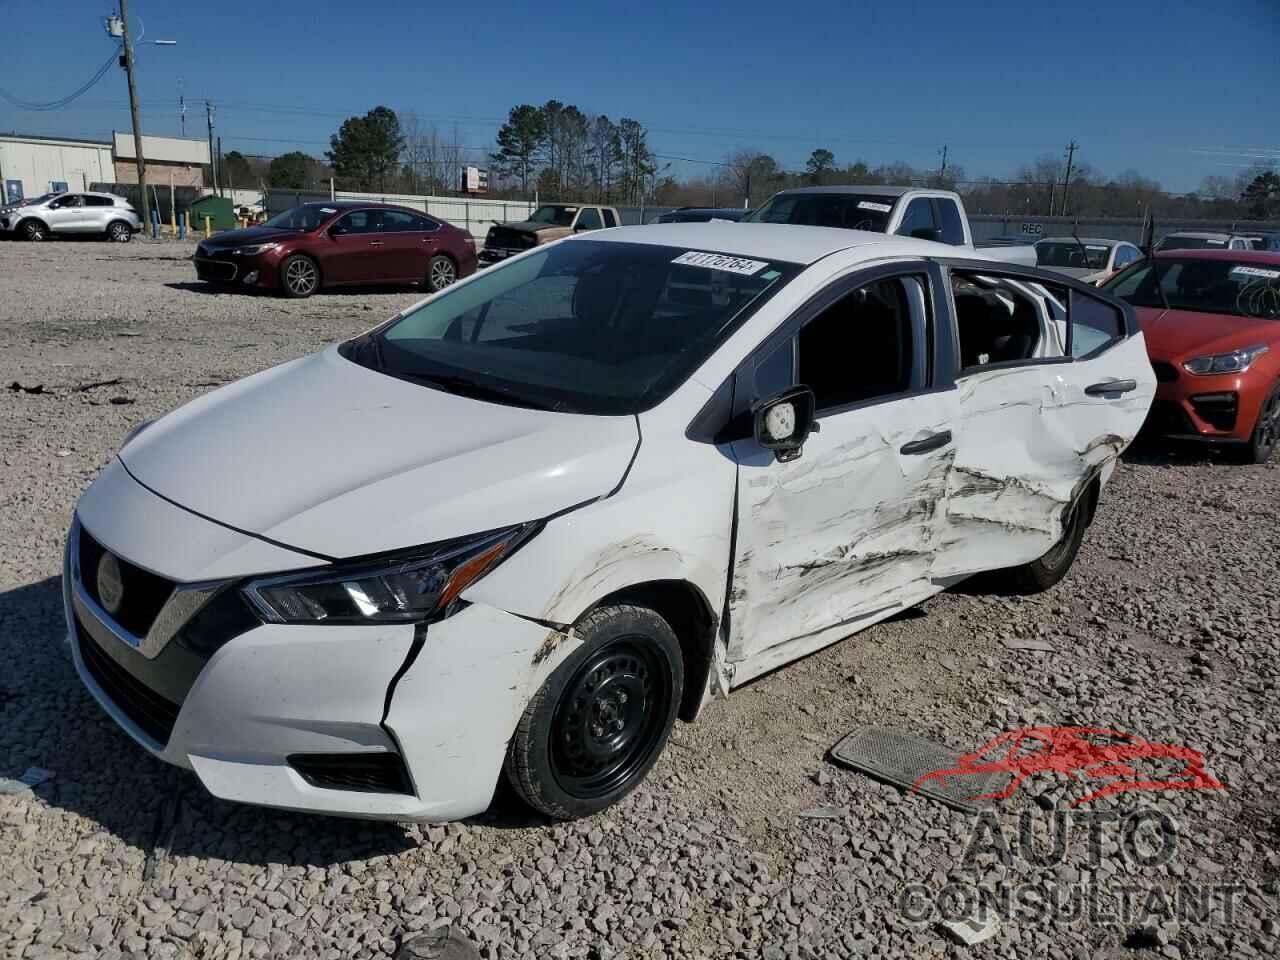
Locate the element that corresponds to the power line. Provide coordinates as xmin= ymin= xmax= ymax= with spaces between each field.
xmin=0 ymin=45 xmax=121 ymax=111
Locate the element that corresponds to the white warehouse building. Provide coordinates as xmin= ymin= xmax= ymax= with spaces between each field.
xmin=0 ymin=134 xmax=115 ymax=203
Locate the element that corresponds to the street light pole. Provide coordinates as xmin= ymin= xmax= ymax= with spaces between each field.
xmin=118 ymin=0 xmax=151 ymax=234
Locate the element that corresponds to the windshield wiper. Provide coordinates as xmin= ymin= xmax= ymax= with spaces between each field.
xmin=398 ymin=371 xmax=559 ymax=411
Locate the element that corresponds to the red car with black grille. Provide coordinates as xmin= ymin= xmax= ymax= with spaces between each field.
xmin=192 ymin=202 xmax=477 ymax=298
xmin=1103 ymin=249 xmax=1280 ymax=462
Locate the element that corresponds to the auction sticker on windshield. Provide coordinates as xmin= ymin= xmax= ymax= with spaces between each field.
xmin=857 ymin=200 xmax=893 ymax=213
xmin=1230 ymin=266 xmax=1280 ymax=280
xmin=671 ymin=251 xmax=768 ymax=275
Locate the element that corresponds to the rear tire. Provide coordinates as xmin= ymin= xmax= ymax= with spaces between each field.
xmin=280 ymin=254 xmax=319 ymax=298
xmin=505 ymin=604 xmax=683 ymax=820
xmin=20 ymin=220 xmax=47 ymax=241
xmin=107 ymin=220 xmax=132 ymax=243
xmin=426 ymin=254 xmax=457 ymax=292
xmin=1001 ymin=495 xmax=1088 ymax=593
xmin=1242 ymin=379 xmax=1280 ymax=464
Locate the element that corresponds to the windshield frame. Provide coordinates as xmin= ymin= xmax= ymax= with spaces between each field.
xmin=340 ymin=240 xmax=804 ymax=416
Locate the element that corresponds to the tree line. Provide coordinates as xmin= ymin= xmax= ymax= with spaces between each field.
xmin=226 ymin=103 xmax=1279 ymax=221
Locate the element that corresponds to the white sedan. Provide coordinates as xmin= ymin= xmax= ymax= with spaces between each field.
xmin=65 ymin=223 xmax=1155 ymax=821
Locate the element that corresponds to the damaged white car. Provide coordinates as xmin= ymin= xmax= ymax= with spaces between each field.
xmin=65 ymin=223 xmax=1155 ymax=821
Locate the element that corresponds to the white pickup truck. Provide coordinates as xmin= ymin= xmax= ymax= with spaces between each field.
xmin=747 ymin=185 xmax=1037 ymax=265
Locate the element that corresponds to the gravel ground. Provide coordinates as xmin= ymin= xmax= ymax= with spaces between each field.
xmin=1 ymin=238 xmax=1276 ymax=960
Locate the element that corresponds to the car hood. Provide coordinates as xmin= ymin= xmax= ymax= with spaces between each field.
xmin=1135 ymin=307 xmax=1279 ymax=359
xmin=200 ymin=225 xmax=299 ymax=249
xmin=497 ymin=221 xmax=571 ymax=238
xmin=118 ymin=345 xmax=639 ymax=560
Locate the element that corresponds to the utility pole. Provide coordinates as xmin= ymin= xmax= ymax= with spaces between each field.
xmin=179 ymin=94 xmax=185 ymax=137
xmin=206 ymin=101 xmax=218 ymax=195
xmin=118 ymin=0 xmax=151 ymax=234
xmin=938 ymin=145 xmax=948 ymax=184
xmin=1061 ymin=140 xmax=1078 ymax=217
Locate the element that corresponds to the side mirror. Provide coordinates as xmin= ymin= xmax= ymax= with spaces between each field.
xmin=910 ymin=227 xmax=941 ymax=242
xmin=752 ymin=386 xmax=817 ymax=463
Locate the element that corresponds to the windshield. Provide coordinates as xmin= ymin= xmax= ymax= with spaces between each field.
xmin=1155 ymin=235 xmax=1227 ymax=252
xmin=746 ymin=193 xmax=894 ymax=232
xmin=262 ymin=204 xmax=338 ymax=231
xmin=1035 ymin=241 xmax=1112 ymax=269
xmin=526 ymin=205 xmax=578 ymax=226
xmin=1104 ymin=258 xmax=1280 ymax=319
xmin=342 ymin=240 xmax=800 ymax=415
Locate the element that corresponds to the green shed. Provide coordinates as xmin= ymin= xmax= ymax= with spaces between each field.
xmin=189 ymin=195 xmax=237 ymax=233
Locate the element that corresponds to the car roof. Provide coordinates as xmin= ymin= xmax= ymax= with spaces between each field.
xmin=1160 ymin=231 xmax=1239 ymax=240
xmin=583 ymin=221 xmax=960 ymax=266
xmin=1153 ymin=248 xmax=1280 ymax=264
xmin=299 ymin=200 xmax=430 ymax=216
xmin=1038 ymin=236 xmax=1123 ymax=246
xmin=767 ymin=184 xmax=960 ymax=201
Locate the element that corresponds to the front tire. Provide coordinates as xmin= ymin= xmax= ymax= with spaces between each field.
xmin=107 ymin=220 xmax=132 ymax=243
xmin=20 ymin=220 xmax=48 ymax=241
xmin=280 ymin=254 xmax=319 ymax=298
xmin=1243 ymin=379 xmax=1280 ymax=464
xmin=427 ymin=254 xmax=457 ymax=292
xmin=1002 ymin=495 xmax=1087 ymax=593
xmin=505 ymin=604 xmax=683 ymax=820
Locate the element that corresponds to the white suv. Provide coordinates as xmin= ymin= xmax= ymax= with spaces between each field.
xmin=0 ymin=191 xmax=142 ymax=242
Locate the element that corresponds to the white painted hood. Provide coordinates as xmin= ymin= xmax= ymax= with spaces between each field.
xmin=120 ymin=345 xmax=638 ymax=559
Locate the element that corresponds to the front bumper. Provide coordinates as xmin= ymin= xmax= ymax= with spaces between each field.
xmin=1147 ymin=359 xmax=1258 ymax=443
xmin=193 ymin=250 xmax=280 ymax=288
xmin=65 ymin=479 xmax=555 ymax=820
xmin=478 ymin=245 xmax=524 ymax=264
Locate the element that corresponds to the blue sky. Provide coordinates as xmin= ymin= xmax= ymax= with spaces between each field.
xmin=2 ymin=0 xmax=1277 ymax=192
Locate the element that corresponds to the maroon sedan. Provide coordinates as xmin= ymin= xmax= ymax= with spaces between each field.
xmin=192 ymin=202 xmax=477 ymax=298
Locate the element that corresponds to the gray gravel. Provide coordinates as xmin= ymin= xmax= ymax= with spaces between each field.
xmin=1 ymin=238 xmax=1277 ymax=959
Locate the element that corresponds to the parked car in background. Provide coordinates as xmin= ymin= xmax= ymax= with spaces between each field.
xmin=656 ymin=207 xmax=751 ymax=223
xmin=1103 ymin=249 xmax=1280 ymax=462
xmin=746 ymin=185 xmax=1038 ymax=265
xmin=192 ymin=201 xmax=476 ymax=298
xmin=66 ymin=222 xmax=1153 ymax=822
xmin=0 ymin=191 xmax=140 ymax=242
xmin=1035 ymin=237 xmax=1143 ymax=284
xmin=1154 ymin=231 xmax=1253 ymax=253
xmin=1245 ymin=233 xmax=1280 ymax=252
xmin=480 ymin=203 xmax=619 ymax=265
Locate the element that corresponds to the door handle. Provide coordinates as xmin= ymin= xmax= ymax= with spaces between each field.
xmin=900 ymin=430 xmax=952 ymax=455
xmin=1084 ymin=379 xmax=1137 ymax=396
xmin=368 ymin=240 xmax=384 ymax=247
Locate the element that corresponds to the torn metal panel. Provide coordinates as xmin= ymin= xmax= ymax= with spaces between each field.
xmin=726 ymin=391 xmax=956 ymax=667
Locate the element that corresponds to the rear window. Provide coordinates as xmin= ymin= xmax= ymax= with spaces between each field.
xmin=748 ymin=193 xmax=895 ymax=232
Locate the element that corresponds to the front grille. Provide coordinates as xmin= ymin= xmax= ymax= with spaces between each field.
xmin=288 ymin=753 xmax=413 ymax=794
xmin=1145 ymin=400 xmax=1198 ymax=436
xmin=1189 ymin=393 xmax=1238 ymax=432
xmin=76 ymin=615 xmax=180 ymax=745
xmin=1151 ymin=361 xmax=1179 ymax=383
xmin=487 ymin=227 xmax=536 ymax=250
xmin=79 ymin=528 xmax=174 ymax=638
xmin=194 ymin=258 xmax=236 ymax=282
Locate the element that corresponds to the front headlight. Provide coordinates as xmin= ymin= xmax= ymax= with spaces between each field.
xmin=1183 ymin=343 xmax=1269 ymax=376
xmin=232 ymin=242 xmax=280 ymax=256
xmin=242 ymin=523 xmax=539 ymax=624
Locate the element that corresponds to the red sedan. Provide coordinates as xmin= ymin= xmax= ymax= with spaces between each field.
xmin=193 ymin=202 xmax=478 ymax=298
xmin=1103 ymin=249 xmax=1280 ymax=462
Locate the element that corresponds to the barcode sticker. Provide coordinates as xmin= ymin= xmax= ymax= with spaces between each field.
xmin=671 ymin=251 xmax=768 ymax=275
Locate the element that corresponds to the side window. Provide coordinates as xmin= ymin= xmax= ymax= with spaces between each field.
xmin=54 ymin=195 xmax=83 ymax=208
xmin=601 ymin=209 xmax=618 ymax=228
xmin=796 ymin=277 xmax=923 ymax=412
xmin=1113 ymin=246 xmax=1137 ymax=267
xmin=753 ymin=338 xmax=795 ymax=400
xmin=575 ymin=208 xmax=603 ymax=231
xmin=951 ymin=271 xmax=1068 ymax=369
xmin=84 ymin=195 xmax=114 ymax=207
xmin=1068 ymin=291 xmax=1125 ymax=358
xmin=334 ymin=211 xmax=372 ymax=234
xmin=381 ymin=210 xmax=420 ymax=232
xmin=412 ymin=214 xmax=439 ymax=232
xmin=935 ymin=200 xmax=966 ymax=245
xmin=896 ymin=198 xmax=936 ymax=240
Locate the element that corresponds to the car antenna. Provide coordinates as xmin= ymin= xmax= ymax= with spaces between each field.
xmin=1070 ymin=219 xmax=1091 ymax=269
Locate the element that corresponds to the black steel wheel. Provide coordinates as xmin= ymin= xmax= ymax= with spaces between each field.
xmin=281 ymin=254 xmax=319 ymax=298
xmin=505 ymin=604 xmax=683 ymax=819
xmin=107 ymin=220 xmax=132 ymax=243
xmin=1245 ymin=380 xmax=1280 ymax=464
xmin=427 ymin=254 xmax=457 ymax=292
xmin=21 ymin=220 xmax=47 ymax=241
